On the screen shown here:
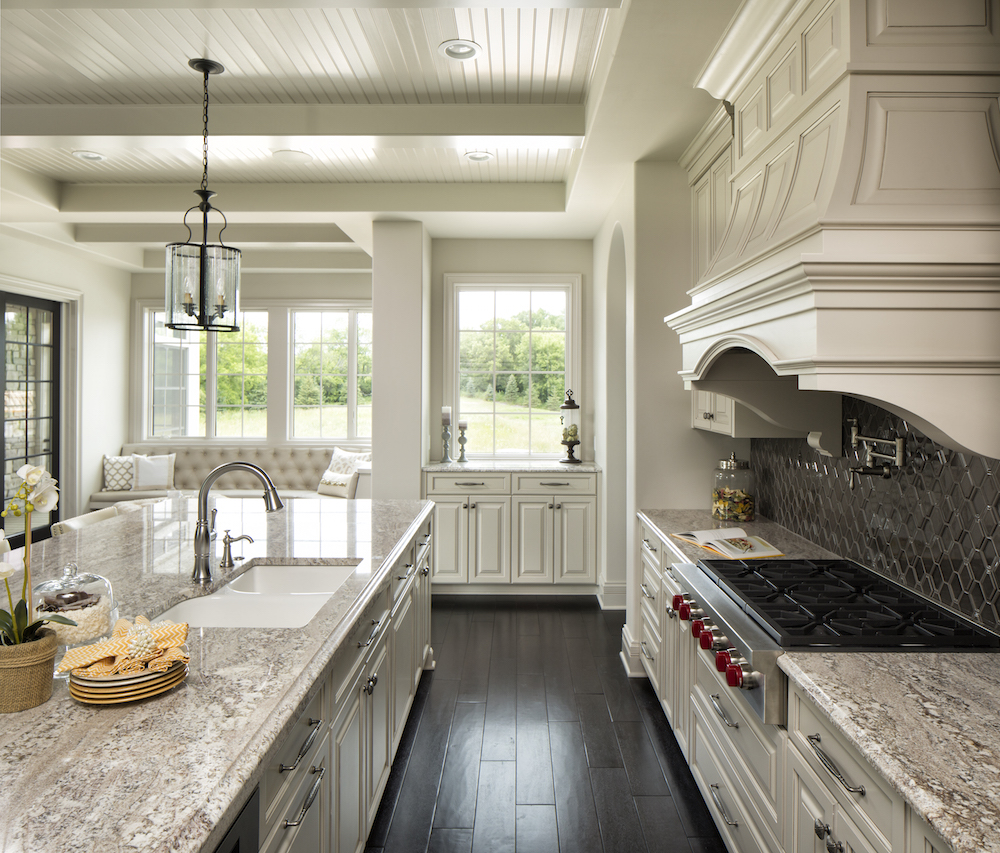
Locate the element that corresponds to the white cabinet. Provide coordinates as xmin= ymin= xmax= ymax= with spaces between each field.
xmin=425 ymin=469 xmax=599 ymax=589
xmin=364 ymin=617 xmax=391 ymax=830
xmin=691 ymin=389 xmax=807 ymax=439
xmin=260 ymin=733 xmax=330 ymax=853
xmin=330 ymin=666 xmax=364 ymax=853
xmin=691 ymin=140 xmax=732 ymax=284
xmin=429 ymin=496 xmax=510 ymax=583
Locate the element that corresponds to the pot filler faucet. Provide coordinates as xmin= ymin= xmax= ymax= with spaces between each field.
xmin=193 ymin=461 xmax=284 ymax=584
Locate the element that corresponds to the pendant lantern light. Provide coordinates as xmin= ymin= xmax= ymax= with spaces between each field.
xmin=165 ymin=58 xmax=240 ymax=333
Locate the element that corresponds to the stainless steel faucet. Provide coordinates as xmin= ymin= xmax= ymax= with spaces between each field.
xmin=192 ymin=461 xmax=284 ymax=584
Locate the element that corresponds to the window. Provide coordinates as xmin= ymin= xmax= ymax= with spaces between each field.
xmin=143 ymin=304 xmax=371 ymax=442
xmin=292 ymin=309 xmax=372 ymax=439
xmin=2 ymin=293 xmax=61 ymax=544
xmin=445 ymin=275 xmax=580 ymax=457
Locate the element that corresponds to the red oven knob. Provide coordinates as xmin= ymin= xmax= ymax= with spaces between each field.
xmin=691 ymin=619 xmax=705 ymax=638
xmin=726 ymin=662 xmax=758 ymax=690
xmin=715 ymin=649 xmax=734 ymax=672
xmin=700 ymin=629 xmax=730 ymax=651
xmin=672 ymin=594 xmax=687 ymax=612
xmin=678 ymin=602 xmax=691 ymax=620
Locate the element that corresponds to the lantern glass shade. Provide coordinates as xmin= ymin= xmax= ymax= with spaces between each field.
xmin=165 ymin=241 xmax=241 ymax=332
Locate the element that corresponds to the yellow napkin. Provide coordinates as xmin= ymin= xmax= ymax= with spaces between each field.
xmin=56 ymin=614 xmax=189 ymax=675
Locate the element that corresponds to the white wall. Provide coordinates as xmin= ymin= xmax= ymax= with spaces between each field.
xmin=429 ymin=238 xmax=594 ymax=462
xmin=0 ymin=232 xmax=132 ymax=517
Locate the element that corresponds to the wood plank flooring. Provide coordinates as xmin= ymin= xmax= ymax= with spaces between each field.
xmin=365 ymin=595 xmax=727 ymax=853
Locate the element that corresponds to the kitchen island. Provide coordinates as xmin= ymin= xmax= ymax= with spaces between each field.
xmin=638 ymin=509 xmax=1000 ymax=853
xmin=0 ymin=495 xmax=432 ymax=853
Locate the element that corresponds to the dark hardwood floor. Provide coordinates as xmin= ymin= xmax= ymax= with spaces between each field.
xmin=365 ymin=595 xmax=728 ymax=853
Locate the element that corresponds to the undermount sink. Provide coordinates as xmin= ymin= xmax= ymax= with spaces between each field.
xmin=158 ymin=560 xmax=362 ymax=628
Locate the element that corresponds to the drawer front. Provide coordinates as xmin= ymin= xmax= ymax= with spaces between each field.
xmin=637 ymin=520 xmax=662 ymax=570
xmin=789 ymin=685 xmax=899 ymax=851
xmin=690 ymin=701 xmax=777 ymax=853
xmin=425 ymin=473 xmax=510 ymax=495
xmin=639 ymin=558 xmax=661 ymax=634
xmin=639 ymin=617 xmax=661 ymax=695
xmin=390 ymin=545 xmax=417 ymax=605
xmin=330 ymin=587 xmax=390 ymax=707
xmin=693 ymin=652 xmax=783 ymax=839
xmin=513 ymin=473 xmax=596 ymax=495
xmin=261 ymin=688 xmax=326 ymax=823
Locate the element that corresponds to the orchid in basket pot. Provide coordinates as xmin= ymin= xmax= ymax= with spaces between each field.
xmin=0 ymin=466 xmax=76 ymax=646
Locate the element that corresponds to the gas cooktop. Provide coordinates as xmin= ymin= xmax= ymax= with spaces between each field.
xmin=696 ymin=558 xmax=1000 ymax=650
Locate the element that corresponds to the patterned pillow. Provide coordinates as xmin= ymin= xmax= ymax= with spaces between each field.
xmin=325 ymin=447 xmax=371 ymax=476
xmin=103 ymin=455 xmax=135 ymax=491
xmin=317 ymin=448 xmax=371 ymax=497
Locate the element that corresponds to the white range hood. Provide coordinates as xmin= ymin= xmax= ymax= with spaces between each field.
xmin=666 ymin=0 xmax=1000 ymax=459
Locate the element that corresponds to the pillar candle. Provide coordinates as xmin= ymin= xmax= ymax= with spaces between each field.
xmin=442 ymin=406 xmax=451 ymax=425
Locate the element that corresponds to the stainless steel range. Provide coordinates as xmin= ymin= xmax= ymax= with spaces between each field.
xmin=670 ymin=558 xmax=1000 ymax=725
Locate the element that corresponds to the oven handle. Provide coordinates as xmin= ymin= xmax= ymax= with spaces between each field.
xmin=709 ymin=783 xmax=739 ymax=827
xmin=807 ymin=734 xmax=866 ymax=796
xmin=709 ymin=693 xmax=739 ymax=729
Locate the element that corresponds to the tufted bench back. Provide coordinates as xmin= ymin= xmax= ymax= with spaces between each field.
xmin=121 ymin=444 xmax=344 ymax=492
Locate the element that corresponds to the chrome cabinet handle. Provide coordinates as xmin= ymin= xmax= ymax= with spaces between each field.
xmin=279 ymin=718 xmax=322 ymax=772
xmin=640 ymin=641 xmax=654 ymax=662
xmin=709 ymin=783 xmax=738 ymax=827
xmin=807 ymin=734 xmax=866 ymax=795
xmin=666 ymin=606 xmax=677 ymax=619
xmin=814 ymin=819 xmax=831 ymax=840
xmin=283 ymin=766 xmax=326 ymax=828
xmin=455 ymin=481 xmax=485 ymax=486
xmin=709 ymin=694 xmax=739 ymax=729
xmin=826 ymin=840 xmax=845 ymax=853
xmin=640 ymin=583 xmax=655 ymax=601
xmin=470 ymin=502 xmax=477 ymax=509
xmin=555 ymin=503 xmax=562 ymax=510
xmin=358 ymin=613 xmax=389 ymax=648
xmin=365 ymin=673 xmax=379 ymax=695
xmin=540 ymin=482 xmax=570 ymax=486
xmin=397 ymin=563 xmax=414 ymax=580
xmin=421 ymin=564 xmax=430 ymax=576
xmin=642 ymin=538 xmax=657 ymax=553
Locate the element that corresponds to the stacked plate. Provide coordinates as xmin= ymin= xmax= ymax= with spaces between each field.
xmin=68 ymin=660 xmax=188 ymax=705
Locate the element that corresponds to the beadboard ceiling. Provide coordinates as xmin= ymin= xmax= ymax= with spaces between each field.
xmin=0 ymin=0 xmax=741 ymax=265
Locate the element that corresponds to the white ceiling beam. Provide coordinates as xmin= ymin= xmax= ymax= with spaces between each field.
xmin=60 ymin=182 xmax=567 ymax=217
xmin=75 ymin=223 xmax=355 ymax=245
xmin=1 ymin=104 xmax=584 ymax=151
xmin=3 ymin=0 xmax=621 ymax=8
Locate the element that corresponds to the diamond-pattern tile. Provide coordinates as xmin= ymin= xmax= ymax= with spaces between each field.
xmin=753 ymin=396 xmax=1000 ymax=631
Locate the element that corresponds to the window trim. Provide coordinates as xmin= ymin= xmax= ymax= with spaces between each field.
xmin=443 ymin=273 xmax=581 ymax=459
xmin=133 ymin=298 xmax=373 ymax=448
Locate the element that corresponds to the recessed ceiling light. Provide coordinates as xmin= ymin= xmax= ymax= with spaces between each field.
xmin=270 ymin=149 xmax=314 ymax=165
xmin=71 ymin=150 xmax=105 ymax=162
xmin=464 ymin=151 xmax=494 ymax=163
xmin=438 ymin=39 xmax=483 ymax=62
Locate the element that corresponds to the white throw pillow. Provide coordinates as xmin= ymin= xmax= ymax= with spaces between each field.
xmin=103 ymin=455 xmax=136 ymax=491
xmin=131 ymin=453 xmax=176 ymax=490
xmin=317 ymin=470 xmax=360 ymax=498
xmin=317 ymin=448 xmax=371 ymax=497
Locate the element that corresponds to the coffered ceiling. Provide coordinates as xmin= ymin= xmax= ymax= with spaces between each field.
xmin=0 ymin=0 xmax=741 ymax=270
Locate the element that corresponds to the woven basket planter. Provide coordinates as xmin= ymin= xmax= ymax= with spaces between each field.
xmin=0 ymin=629 xmax=57 ymax=713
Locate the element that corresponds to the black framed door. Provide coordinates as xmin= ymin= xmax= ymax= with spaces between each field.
xmin=2 ymin=293 xmax=61 ymax=546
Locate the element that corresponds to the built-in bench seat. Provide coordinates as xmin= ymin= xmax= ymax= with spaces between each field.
xmin=89 ymin=444 xmax=371 ymax=510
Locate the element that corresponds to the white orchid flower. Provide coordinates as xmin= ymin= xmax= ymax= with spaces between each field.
xmin=16 ymin=464 xmax=45 ymax=487
xmin=0 ymin=561 xmax=17 ymax=581
xmin=28 ymin=484 xmax=59 ymax=514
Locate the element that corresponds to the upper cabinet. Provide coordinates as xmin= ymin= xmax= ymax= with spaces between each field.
xmin=668 ymin=0 xmax=1000 ymax=460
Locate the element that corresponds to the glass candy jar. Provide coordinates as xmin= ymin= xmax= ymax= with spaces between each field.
xmin=712 ymin=453 xmax=755 ymax=522
xmin=34 ymin=563 xmax=117 ymax=660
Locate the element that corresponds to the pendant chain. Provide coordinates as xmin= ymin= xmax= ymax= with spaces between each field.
xmin=200 ymin=69 xmax=210 ymax=192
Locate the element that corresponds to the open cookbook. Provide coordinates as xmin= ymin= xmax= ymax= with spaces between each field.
xmin=670 ymin=528 xmax=784 ymax=559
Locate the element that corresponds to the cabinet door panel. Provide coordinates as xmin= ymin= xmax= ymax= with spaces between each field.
xmin=555 ymin=497 xmax=596 ymax=583
xmin=513 ymin=496 xmax=553 ymax=583
xmin=262 ymin=743 xmax=329 ymax=853
xmin=366 ymin=628 xmax=392 ymax=829
xmin=391 ymin=588 xmax=416 ymax=752
xmin=430 ymin=499 xmax=468 ymax=584
xmin=787 ymin=744 xmax=836 ymax=853
xmin=469 ymin=497 xmax=510 ymax=583
xmin=331 ymin=685 xmax=364 ymax=853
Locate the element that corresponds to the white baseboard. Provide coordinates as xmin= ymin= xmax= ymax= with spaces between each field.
xmin=619 ymin=622 xmax=645 ymax=678
xmin=598 ymin=579 xmax=626 ymax=610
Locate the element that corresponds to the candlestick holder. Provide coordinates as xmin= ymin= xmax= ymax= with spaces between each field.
xmin=442 ymin=424 xmax=453 ymax=463
xmin=457 ymin=424 xmax=468 ymax=462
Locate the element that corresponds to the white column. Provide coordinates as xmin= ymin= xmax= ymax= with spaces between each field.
xmin=371 ymin=221 xmax=431 ymax=500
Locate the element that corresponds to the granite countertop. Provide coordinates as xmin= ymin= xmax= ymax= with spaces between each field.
xmin=637 ymin=508 xmax=840 ymax=563
xmin=0 ymin=495 xmax=432 ymax=853
xmin=638 ymin=508 xmax=1000 ymax=853
xmin=424 ymin=460 xmax=601 ymax=473
xmin=780 ymin=652 xmax=1000 ymax=853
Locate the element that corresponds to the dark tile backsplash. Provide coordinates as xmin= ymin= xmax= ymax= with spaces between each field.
xmin=752 ymin=397 xmax=1000 ymax=631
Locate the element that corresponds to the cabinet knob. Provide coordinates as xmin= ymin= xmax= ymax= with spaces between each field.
xmin=470 ymin=502 xmax=477 ymax=509
xmin=555 ymin=503 xmax=562 ymax=510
